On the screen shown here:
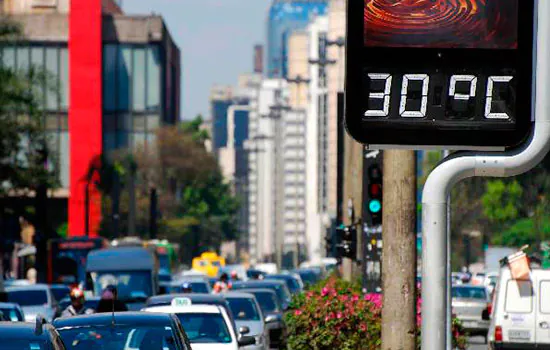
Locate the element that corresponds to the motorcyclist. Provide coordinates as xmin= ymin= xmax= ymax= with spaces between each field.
xmin=213 ymin=273 xmax=231 ymax=294
xmin=95 ymin=285 xmax=128 ymax=313
xmin=61 ymin=288 xmax=94 ymax=317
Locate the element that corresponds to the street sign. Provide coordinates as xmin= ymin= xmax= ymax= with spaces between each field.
xmin=345 ymin=0 xmax=535 ymax=149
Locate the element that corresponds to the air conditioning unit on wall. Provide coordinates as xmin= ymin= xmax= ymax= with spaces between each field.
xmin=31 ymin=0 xmax=57 ymax=7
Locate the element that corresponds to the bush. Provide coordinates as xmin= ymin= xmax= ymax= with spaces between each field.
xmin=285 ymin=277 xmax=381 ymax=350
xmin=285 ymin=276 xmax=468 ymax=350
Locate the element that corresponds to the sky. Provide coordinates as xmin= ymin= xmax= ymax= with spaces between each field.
xmin=123 ymin=0 xmax=271 ymax=121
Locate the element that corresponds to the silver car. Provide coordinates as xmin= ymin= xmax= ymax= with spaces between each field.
xmin=6 ymin=284 xmax=58 ymax=322
xmin=452 ymin=285 xmax=491 ymax=342
xmin=225 ymin=292 xmax=269 ymax=350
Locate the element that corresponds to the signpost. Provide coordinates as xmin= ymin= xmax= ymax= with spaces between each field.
xmin=345 ymin=1 xmax=549 ymax=349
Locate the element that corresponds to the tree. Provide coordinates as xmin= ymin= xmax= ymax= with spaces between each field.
xmin=0 ymin=18 xmax=57 ymax=287
xmin=98 ymin=117 xmax=240 ymax=264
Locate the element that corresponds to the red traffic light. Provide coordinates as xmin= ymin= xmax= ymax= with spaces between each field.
xmin=369 ymin=183 xmax=382 ymax=198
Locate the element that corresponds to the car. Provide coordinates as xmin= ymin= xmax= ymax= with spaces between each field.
xmin=489 ymin=267 xmax=550 ymax=349
xmin=264 ymin=274 xmax=303 ymax=295
xmin=169 ymin=279 xmax=212 ymax=294
xmin=0 ymin=302 xmax=25 ymax=322
xmin=58 ymin=296 xmax=101 ymax=314
xmin=6 ymin=284 xmax=59 ymax=322
xmin=54 ymin=312 xmax=192 ymax=350
xmin=236 ymin=289 xmax=286 ymax=350
xmin=293 ymin=268 xmax=322 ymax=288
xmin=143 ymin=302 xmax=255 ymax=350
xmin=146 ymin=293 xmax=238 ymax=333
xmin=0 ymin=319 xmax=66 ymax=349
xmin=224 ymin=292 xmax=270 ymax=350
xmin=246 ymin=269 xmax=266 ymax=281
xmin=50 ymin=285 xmax=71 ymax=303
xmin=231 ymin=280 xmax=292 ymax=310
xmin=484 ymin=272 xmax=499 ymax=296
xmin=254 ymin=263 xmax=278 ymax=275
xmin=452 ymin=285 xmax=491 ymax=341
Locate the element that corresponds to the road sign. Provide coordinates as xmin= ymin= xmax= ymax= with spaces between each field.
xmin=345 ymin=0 xmax=535 ymax=149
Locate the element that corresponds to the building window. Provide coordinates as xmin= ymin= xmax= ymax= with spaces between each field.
xmin=102 ymin=43 xmax=163 ymax=152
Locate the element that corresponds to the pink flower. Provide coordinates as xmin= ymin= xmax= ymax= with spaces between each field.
xmin=359 ymin=323 xmax=368 ymax=332
xmin=294 ymin=309 xmax=303 ymax=316
xmin=321 ymin=287 xmax=329 ymax=296
xmin=352 ymin=295 xmax=360 ymax=302
xmin=336 ymin=312 xmax=343 ymax=319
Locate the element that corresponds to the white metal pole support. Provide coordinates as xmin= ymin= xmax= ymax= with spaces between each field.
xmin=421 ymin=1 xmax=550 ymax=349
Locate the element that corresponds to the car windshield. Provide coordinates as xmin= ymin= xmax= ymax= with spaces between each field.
xmin=0 ymin=340 xmax=52 ymax=350
xmin=0 ymin=307 xmax=24 ymax=322
xmin=250 ymin=292 xmax=280 ymax=313
xmin=170 ymin=282 xmax=209 ymax=294
xmin=267 ymin=276 xmax=300 ymax=294
xmin=57 ymin=324 xmax=178 ymax=350
xmin=452 ymin=287 xmax=487 ymax=299
xmin=51 ymin=286 xmax=70 ymax=302
xmin=7 ymin=290 xmax=48 ymax=306
xmin=91 ymin=271 xmax=152 ymax=301
xmin=176 ymin=313 xmax=232 ymax=344
xmin=297 ymin=271 xmax=318 ymax=285
xmin=226 ymin=298 xmax=260 ymax=321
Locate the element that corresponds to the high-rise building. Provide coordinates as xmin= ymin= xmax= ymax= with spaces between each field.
xmin=267 ymin=0 xmax=328 ymax=78
xmin=210 ymin=86 xmax=233 ymax=155
xmin=1 ymin=0 xmax=181 ymax=236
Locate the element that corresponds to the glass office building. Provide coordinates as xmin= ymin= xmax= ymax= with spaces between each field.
xmin=267 ymin=0 xmax=328 ymax=78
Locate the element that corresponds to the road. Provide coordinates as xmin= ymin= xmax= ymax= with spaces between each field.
xmin=468 ymin=336 xmax=488 ymax=350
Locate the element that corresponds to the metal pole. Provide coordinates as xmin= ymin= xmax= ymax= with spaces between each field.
xmin=422 ymin=3 xmax=550 ymax=348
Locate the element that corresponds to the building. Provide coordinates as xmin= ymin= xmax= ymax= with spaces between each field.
xmin=305 ymin=15 xmax=330 ymax=264
xmin=267 ymin=0 xmax=328 ymax=78
xmin=247 ymin=79 xmax=288 ymax=264
xmin=1 ymin=0 xmax=181 ymax=236
xmin=210 ymin=86 xmax=234 ymax=156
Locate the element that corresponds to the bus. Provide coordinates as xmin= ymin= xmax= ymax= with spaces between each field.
xmin=47 ymin=237 xmax=108 ymax=286
xmin=192 ymin=252 xmax=226 ymax=277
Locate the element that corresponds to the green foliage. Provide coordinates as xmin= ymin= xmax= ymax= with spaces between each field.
xmin=57 ymin=222 xmax=68 ymax=238
xmin=492 ymin=217 xmax=550 ymax=248
xmin=0 ymin=18 xmax=57 ymax=198
xmin=482 ymin=180 xmax=523 ymax=224
xmin=99 ymin=117 xmax=239 ymax=262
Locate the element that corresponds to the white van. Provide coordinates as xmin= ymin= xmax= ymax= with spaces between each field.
xmin=489 ymin=267 xmax=550 ymax=349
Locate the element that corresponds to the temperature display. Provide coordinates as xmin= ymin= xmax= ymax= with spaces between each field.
xmin=345 ymin=0 xmax=534 ymax=148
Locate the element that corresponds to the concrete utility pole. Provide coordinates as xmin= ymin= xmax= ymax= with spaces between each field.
xmin=381 ymin=150 xmax=417 ymax=350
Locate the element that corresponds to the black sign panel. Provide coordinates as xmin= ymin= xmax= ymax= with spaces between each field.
xmin=345 ymin=0 xmax=535 ymax=148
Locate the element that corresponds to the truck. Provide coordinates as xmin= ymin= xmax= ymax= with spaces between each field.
xmin=86 ymin=247 xmax=159 ymax=311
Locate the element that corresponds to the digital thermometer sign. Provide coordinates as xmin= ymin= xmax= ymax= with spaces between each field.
xmin=345 ymin=0 xmax=535 ymax=149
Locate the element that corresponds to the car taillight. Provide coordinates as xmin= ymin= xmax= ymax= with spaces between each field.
xmin=487 ymin=303 xmax=492 ymax=315
xmin=495 ymin=326 xmax=503 ymax=342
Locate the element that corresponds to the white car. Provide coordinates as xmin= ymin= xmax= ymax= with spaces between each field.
xmin=6 ymin=284 xmax=58 ymax=322
xmin=143 ymin=299 xmax=255 ymax=350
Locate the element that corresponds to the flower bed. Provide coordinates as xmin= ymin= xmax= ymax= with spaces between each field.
xmin=285 ymin=276 xmax=468 ymax=350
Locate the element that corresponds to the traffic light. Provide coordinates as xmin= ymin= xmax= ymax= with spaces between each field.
xmin=367 ymin=164 xmax=383 ymax=226
xmin=336 ymin=224 xmax=357 ymax=260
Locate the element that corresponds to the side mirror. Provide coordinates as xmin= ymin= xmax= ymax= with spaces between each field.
xmin=265 ymin=315 xmax=277 ymax=324
xmin=482 ymin=309 xmax=490 ymax=321
xmin=238 ymin=335 xmax=256 ymax=347
xmin=239 ymin=326 xmax=250 ymax=335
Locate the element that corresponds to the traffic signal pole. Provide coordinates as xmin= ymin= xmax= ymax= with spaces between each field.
xmin=381 ymin=150 xmax=417 ymax=350
xmin=422 ymin=3 xmax=550 ymax=348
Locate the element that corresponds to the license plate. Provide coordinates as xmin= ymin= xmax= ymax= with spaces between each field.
xmin=509 ymin=330 xmax=531 ymax=340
